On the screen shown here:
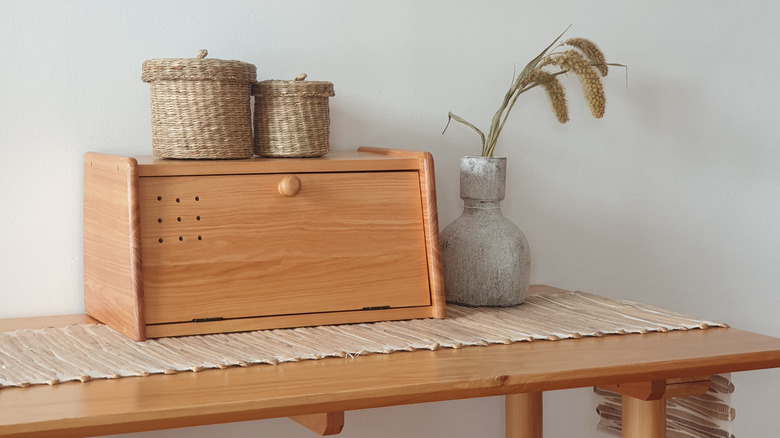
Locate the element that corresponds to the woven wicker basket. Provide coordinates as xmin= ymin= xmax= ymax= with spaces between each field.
xmin=254 ymin=74 xmax=335 ymax=157
xmin=141 ymin=50 xmax=256 ymax=159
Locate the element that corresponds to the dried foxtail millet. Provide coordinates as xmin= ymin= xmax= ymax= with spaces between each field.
xmin=444 ymin=27 xmax=620 ymax=157
xmin=563 ymin=37 xmax=608 ymax=76
xmin=551 ymin=50 xmax=606 ymax=118
xmin=526 ymin=70 xmax=569 ymax=124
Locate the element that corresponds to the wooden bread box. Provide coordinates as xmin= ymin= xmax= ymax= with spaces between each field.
xmin=84 ymin=147 xmax=444 ymax=341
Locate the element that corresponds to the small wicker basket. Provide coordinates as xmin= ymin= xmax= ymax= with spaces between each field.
xmin=141 ymin=50 xmax=256 ymax=159
xmin=254 ymin=74 xmax=335 ymax=157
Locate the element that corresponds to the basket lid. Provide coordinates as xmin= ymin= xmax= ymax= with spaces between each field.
xmin=141 ymin=49 xmax=256 ymax=83
xmin=255 ymin=73 xmax=335 ymax=97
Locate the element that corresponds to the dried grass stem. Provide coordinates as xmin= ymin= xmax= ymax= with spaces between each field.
xmin=444 ymin=29 xmax=618 ymax=157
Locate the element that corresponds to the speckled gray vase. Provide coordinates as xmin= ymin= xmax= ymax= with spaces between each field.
xmin=440 ymin=156 xmax=531 ymax=306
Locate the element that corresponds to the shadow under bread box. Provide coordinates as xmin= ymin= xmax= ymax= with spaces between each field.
xmin=83 ymin=147 xmax=444 ymax=341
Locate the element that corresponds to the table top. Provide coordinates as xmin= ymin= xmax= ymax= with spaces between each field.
xmin=2 ymin=291 xmax=780 ymax=438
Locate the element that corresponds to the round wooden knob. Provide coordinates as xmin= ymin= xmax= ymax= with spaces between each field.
xmin=278 ymin=175 xmax=302 ymax=197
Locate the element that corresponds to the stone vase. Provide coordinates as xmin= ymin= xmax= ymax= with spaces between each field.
xmin=440 ymin=156 xmax=531 ymax=306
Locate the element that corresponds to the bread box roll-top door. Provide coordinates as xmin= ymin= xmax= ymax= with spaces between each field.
xmin=138 ymin=169 xmax=432 ymax=325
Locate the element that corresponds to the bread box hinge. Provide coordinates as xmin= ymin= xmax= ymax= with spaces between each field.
xmin=192 ymin=317 xmax=225 ymax=323
xmin=361 ymin=306 xmax=391 ymax=311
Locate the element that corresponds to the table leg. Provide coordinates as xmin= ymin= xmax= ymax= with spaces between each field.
xmin=602 ymin=376 xmax=711 ymax=438
xmin=621 ymin=396 xmax=665 ymax=438
xmin=289 ymin=412 xmax=345 ymax=435
xmin=505 ymin=392 xmax=543 ymax=438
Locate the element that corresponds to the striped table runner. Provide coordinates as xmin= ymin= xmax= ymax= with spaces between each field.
xmin=0 ymin=290 xmax=732 ymax=437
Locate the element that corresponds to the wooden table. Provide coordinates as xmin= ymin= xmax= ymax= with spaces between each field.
xmin=2 ymin=287 xmax=780 ymax=438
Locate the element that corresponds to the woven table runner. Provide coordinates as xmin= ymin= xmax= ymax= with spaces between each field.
xmin=0 ymin=290 xmax=726 ymax=389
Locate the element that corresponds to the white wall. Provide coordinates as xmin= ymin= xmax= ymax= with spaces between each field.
xmin=2 ymin=1 xmax=778 ymax=437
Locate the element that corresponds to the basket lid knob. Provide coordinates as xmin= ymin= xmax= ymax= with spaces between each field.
xmin=197 ymin=49 xmax=208 ymax=59
xmin=294 ymin=73 xmax=307 ymax=81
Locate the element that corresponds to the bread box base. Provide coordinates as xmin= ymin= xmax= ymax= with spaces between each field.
xmin=84 ymin=147 xmax=444 ymax=341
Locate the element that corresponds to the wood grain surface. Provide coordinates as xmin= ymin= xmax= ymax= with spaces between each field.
xmin=1 ymin=301 xmax=779 ymax=437
xmin=83 ymin=153 xmax=146 ymax=340
xmin=83 ymin=148 xmax=445 ymax=339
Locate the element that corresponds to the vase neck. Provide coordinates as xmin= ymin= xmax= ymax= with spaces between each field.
xmin=463 ymin=199 xmax=502 ymax=209
xmin=459 ymin=156 xmax=506 ymax=201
